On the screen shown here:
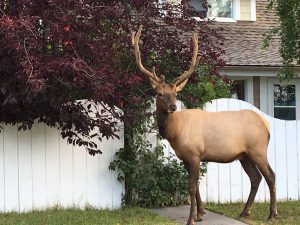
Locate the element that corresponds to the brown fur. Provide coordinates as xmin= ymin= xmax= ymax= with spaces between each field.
xmin=163 ymin=109 xmax=269 ymax=163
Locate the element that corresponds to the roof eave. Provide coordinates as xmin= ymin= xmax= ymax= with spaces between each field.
xmin=223 ymin=64 xmax=300 ymax=71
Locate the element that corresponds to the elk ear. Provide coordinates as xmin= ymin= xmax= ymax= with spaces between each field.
xmin=150 ymin=78 xmax=159 ymax=89
xmin=175 ymin=78 xmax=189 ymax=92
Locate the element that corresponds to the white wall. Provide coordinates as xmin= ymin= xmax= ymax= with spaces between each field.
xmin=0 ymin=122 xmax=123 ymax=212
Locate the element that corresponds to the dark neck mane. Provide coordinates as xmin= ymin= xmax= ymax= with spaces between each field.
xmin=156 ymin=109 xmax=170 ymax=139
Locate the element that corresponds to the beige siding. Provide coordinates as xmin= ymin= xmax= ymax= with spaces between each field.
xmin=240 ymin=0 xmax=251 ymax=20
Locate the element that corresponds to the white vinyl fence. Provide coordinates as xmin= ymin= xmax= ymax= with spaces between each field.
xmin=1 ymin=98 xmax=300 ymax=213
xmin=0 ymin=122 xmax=123 ymax=212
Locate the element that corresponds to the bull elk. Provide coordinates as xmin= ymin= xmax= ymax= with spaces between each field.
xmin=132 ymin=25 xmax=277 ymax=225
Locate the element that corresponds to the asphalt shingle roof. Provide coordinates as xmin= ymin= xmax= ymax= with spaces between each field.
xmin=212 ymin=0 xmax=282 ymax=67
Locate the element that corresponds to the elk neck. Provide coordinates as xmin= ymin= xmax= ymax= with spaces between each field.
xmin=156 ymin=104 xmax=176 ymax=139
xmin=156 ymin=109 xmax=169 ymax=139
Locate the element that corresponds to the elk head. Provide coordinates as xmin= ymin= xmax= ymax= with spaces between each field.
xmin=132 ymin=25 xmax=200 ymax=113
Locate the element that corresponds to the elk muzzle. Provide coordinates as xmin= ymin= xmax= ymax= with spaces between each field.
xmin=168 ymin=104 xmax=177 ymax=113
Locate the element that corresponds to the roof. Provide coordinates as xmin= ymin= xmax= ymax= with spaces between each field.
xmin=211 ymin=0 xmax=282 ymax=67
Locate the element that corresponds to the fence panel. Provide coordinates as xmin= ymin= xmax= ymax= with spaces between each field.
xmin=18 ymin=129 xmax=33 ymax=211
xmin=0 ymin=109 xmax=123 ymax=212
xmin=286 ymin=121 xmax=298 ymax=200
xmin=274 ymin=119 xmax=287 ymax=200
xmin=4 ymin=125 xmax=19 ymax=212
xmin=0 ymin=130 xmax=4 ymax=210
xmin=59 ymin=135 xmax=74 ymax=208
xmin=45 ymin=126 xmax=60 ymax=208
xmin=73 ymin=144 xmax=87 ymax=209
xmin=32 ymin=123 xmax=47 ymax=209
xmin=206 ymin=163 xmax=219 ymax=202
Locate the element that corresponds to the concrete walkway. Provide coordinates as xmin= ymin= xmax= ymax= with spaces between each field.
xmin=151 ymin=205 xmax=247 ymax=225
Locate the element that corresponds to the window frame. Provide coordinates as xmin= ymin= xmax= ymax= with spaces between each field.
xmin=273 ymin=84 xmax=297 ymax=120
xmin=163 ymin=0 xmax=256 ymax=22
xmin=267 ymin=78 xmax=300 ymax=121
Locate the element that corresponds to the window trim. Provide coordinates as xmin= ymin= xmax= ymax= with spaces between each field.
xmin=232 ymin=0 xmax=240 ymax=21
xmin=250 ymin=0 xmax=256 ymax=21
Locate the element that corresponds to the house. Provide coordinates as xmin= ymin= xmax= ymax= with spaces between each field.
xmin=166 ymin=0 xmax=300 ymax=120
xmin=213 ymin=0 xmax=300 ymax=121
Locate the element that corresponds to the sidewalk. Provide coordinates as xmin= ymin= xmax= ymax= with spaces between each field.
xmin=151 ymin=205 xmax=247 ymax=225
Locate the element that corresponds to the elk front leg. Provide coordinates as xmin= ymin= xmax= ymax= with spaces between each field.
xmin=184 ymin=158 xmax=200 ymax=225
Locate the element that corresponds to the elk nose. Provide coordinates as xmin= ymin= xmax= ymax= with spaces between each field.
xmin=170 ymin=104 xmax=177 ymax=112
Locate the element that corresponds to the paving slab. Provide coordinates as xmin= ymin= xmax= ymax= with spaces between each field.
xmin=151 ymin=205 xmax=247 ymax=225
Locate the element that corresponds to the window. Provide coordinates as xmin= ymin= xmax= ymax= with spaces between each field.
xmin=208 ymin=0 xmax=233 ymax=18
xmin=164 ymin=0 xmax=256 ymax=21
xmin=181 ymin=0 xmax=235 ymax=20
xmin=231 ymin=80 xmax=245 ymax=100
xmin=184 ymin=0 xmax=207 ymax=18
xmin=273 ymin=84 xmax=296 ymax=120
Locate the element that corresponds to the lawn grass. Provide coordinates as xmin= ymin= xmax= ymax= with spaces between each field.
xmin=0 ymin=207 xmax=179 ymax=225
xmin=206 ymin=200 xmax=300 ymax=225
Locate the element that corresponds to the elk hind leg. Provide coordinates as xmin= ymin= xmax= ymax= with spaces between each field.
xmin=254 ymin=159 xmax=278 ymax=220
xmin=239 ymin=158 xmax=262 ymax=217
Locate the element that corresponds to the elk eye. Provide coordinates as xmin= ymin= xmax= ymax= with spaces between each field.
xmin=158 ymin=92 xmax=163 ymax=97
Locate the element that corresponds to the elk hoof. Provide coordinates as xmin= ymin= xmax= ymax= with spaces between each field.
xmin=268 ymin=212 xmax=278 ymax=221
xmin=239 ymin=211 xmax=250 ymax=218
xmin=196 ymin=212 xmax=204 ymax=222
xmin=195 ymin=217 xmax=203 ymax=222
xmin=186 ymin=218 xmax=195 ymax=225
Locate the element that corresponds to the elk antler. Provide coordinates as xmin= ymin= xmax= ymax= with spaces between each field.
xmin=132 ymin=25 xmax=162 ymax=84
xmin=172 ymin=33 xmax=200 ymax=86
